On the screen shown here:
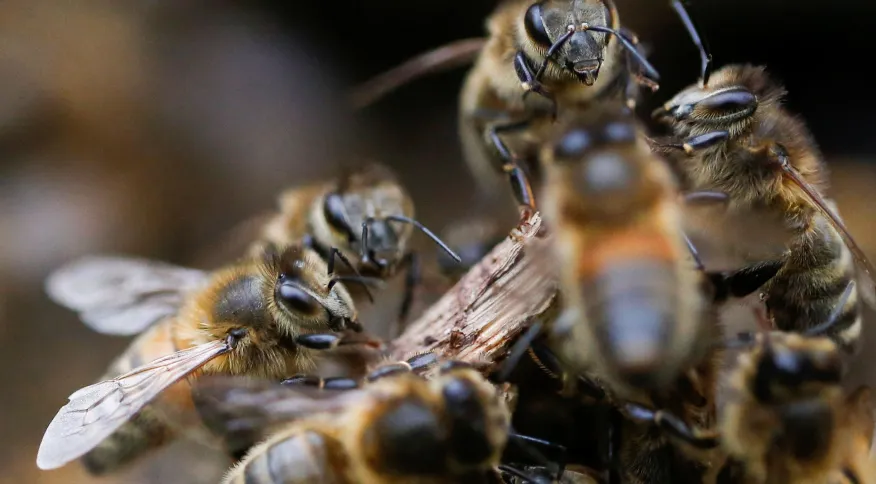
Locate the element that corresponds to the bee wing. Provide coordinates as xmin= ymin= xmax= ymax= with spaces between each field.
xmin=36 ymin=339 xmax=230 ymax=470
xmin=194 ymin=377 xmax=367 ymax=452
xmin=45 ymin=256 xmax=209 ymax=335
xmin=780 ymin=165 xmax=876 ymax=308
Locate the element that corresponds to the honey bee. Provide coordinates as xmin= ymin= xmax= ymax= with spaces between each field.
xmin=497 ymin=102 xmax=782 ymax=484
xmin=37 ymin=244 xmax=372 ymax=474
xmin=435 ymin=216 xmax=509 ymax=283
xmin=195 ymin=361 xmax=514 ymax=484
xmin=717 ymin=332 xmax=873 ymax=484
xmin=250 ymin=162 xmax=460 ymax=323
xmin=651 ymin=1 xmax=876 ymax=352
xmin=460 ymin=0 xmax=660 ymax=209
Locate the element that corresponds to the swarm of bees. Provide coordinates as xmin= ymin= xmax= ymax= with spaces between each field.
xmin=35 ymin=1 xmax=876 ymax=483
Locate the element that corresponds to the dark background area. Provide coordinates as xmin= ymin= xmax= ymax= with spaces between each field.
xmin=3 ymin=1 xmax=876 ymax=482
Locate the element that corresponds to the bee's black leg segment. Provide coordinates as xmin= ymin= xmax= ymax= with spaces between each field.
xmin=623 ymin=403 xmax=719 ymax=449
xmin=281 ymin=375 xmax=360 ymax=390
xmin=707 ymin=259 xmax=784 ymax=303
xmin=280 ymin=374 xmax=323 ymax=387
xmin=439 ymin=360 xmax=474 ymax=374
xmin=296 ymin=333 xmax=374 ymax=350
xmin=496 ymin=320 xmax=544 ymax=383
xmin=366 ymin=363 xmax=412 ymax=382
xmin=508 ymin=433 xmax=568 ymax=479
xmin=575 ymin=375 xmax=607 ymax=401
xmin=654 ymin=131 xmax=729 ymax=154
xmin=683 ymin=191 xmax=729 ymax=205
xmin=605 ymin=408 xmax=624 ymax=484
xmin=396 ymin=252 xmax=421 ymax=333
xmin=498 ymin=464 xmax=543 ymax=484
xmin=486 ymin=119 xmax=538 ymax=210
xmin=406 ymin=351 xmax=439 ymax=372
xmin=514 ymin=51 xmax=556 ymax=113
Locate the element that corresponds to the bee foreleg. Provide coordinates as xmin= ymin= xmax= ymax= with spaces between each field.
xmin=513 ymin=51 xmax=556 ymax=114
xmin=653 ymin=131 xmax=729 ymax=155
xmin=507 ymin=433 xmax=568 ymax=479
xmin=295 ymin=333 xmax=379 ymax=351
xmin=622 ymin=403 xmax=719 ymax=449
xmin=485 ymin=119 xmax=538 ymax=210
xmin=365 ymin=352 xmax=437 ymax=382
xmin=280 ymin=375 xmax=360 ymax=390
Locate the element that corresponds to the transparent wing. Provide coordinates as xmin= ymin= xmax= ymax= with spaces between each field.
xmin=36 ymin=340 xmax=230 ymax=470
xmin=45 ymin=256 xmax=209 ymax=335
xmin=781 ymin=164 xmax=876 ymax=308
xmin=194 ymin=377 xmax=367 ymax=451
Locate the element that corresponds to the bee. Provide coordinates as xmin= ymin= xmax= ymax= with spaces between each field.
xmin=459 ymin=0 xmax=660 ymax=210
xmin=651 ymin=1 xmax=876 ymax=352
xmin=498 ymin=102 xmax=782 ymax=484
xmin=195 ymin=360 xmax=514 ymax=484
xmin=250 ymin=162 xmax=460 ymax=323
xmin=717 ymin=331 xmax=869 ymax=484
xmin=435 ymin=216 xmax=509 ymax=283
xmin=37 ymin=244 xmax=371 ymax=474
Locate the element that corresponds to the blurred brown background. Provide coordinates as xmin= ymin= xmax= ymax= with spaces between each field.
xmin=3 ymin=0 xmax=876 ymax=482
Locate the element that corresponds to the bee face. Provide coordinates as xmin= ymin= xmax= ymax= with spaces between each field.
xmin=521 ymin=0 xmax=614 ymax=85
xmin=315 ymin=165 xmax=415 ymax=270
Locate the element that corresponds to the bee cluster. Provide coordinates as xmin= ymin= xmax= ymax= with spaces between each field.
xmin=35 ymin=1 xmax=876 ymax=483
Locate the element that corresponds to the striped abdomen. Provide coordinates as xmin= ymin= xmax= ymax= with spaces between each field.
xmin=765 ymin=214 xmax=861 ymax=352
xmin=224 ymin=428 xmax=346 ymax=484
xmin=82 ymin=321 xmax=184 ymax=474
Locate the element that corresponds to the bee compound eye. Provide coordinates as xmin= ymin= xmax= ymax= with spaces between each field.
xmin=524 ymin=2 xmax=552 ymax=48
xmin=276 ymin=282 xmax=321 ymax=315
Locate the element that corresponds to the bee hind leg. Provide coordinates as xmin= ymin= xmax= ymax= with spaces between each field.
xmin=507 ymin=433 xmax=568 ymax=480
xmin=652 ymin=130 xmax=729 ymax=155
xmin=621 ymin=403 xmax=719 ymax=449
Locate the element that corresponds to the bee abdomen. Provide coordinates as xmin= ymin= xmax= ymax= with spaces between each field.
xmin=766 ymin=228 xmax=860 ymax=352
xmin=229 ymin=430 xmax=342 ymax=484
xmin=81 ymin=406 xmax=174 ymax=475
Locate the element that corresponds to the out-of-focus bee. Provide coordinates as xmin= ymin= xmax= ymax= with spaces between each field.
xmin=459 ymin=0 xmax=660 ymax=209
xmin=497 ymin=101 xmax=784 ymax=483
xmin=716 ymin=332 xmax=874 ymax=484
xmin=250 ymin=162 xmax=460 ymax=323
xmin=37 ymin=244 xmax=372 ymax=474
xmin=435 ymin=216 xmax=509 ymax=283
xmin=195 ymin=361 xmax=516 ymax=484
xmin=651 ymin=1 xmax=876 ymax=352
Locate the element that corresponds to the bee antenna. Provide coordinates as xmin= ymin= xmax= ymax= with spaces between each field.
xmin=327 ymin=276 xmax=383 ymax=303
xmin=805 ymin=281 xmax=855 ymax=337
xmin=384 ymin=215 xmax=462 ymax=263
xmin=496 ymin=321 xmax=544 ymax=383
xmin=583 ymin=25 xmax=660 ymax=82
xmin=670 ymin=0 xmax=712 ymax=86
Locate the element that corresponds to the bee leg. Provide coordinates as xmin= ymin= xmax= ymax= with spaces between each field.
xmin=295 ymin=333 xmax=380 ymax=350
xmin=653 ymin=131 xmax=729 ymax=155
xmin=682 ymin=191 xmax=729 ymax=205
xmin=513 ymin=52 xmax=556 ymax=116
xmin=507 ymin=433 xmax=568 ymax=479
xmin=707 ymin=259 xmax=784 ymax=303
xmin=622 ymin=403 xmax=719 ymax=449
xmin=486 ymin=119 xmax=538 ymax=211
xmin=280 ymin=375 xmax=360 ymax=390
xmin=684 ymin=233 xmax=706 ymax=271
xmin=497 ymin=464 xmax=548 ymax=484
xmin=366 ymin=352 xmax=438 ymax=382
xmin=393 ymin=251 xmax=421 ymax=335
xmin=604 ymin=408 xmax=624 ymax=484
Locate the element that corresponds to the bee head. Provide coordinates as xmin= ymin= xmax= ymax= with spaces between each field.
xmin=520 ymin=0 xmax=616 ymax=86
